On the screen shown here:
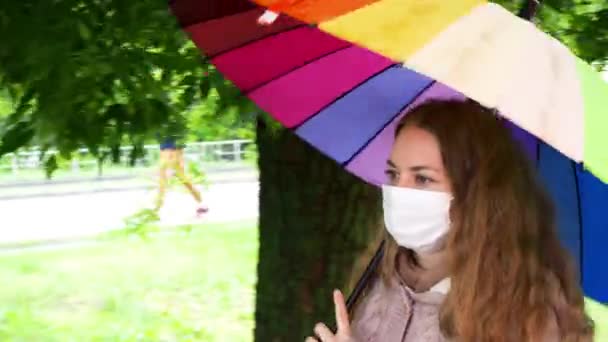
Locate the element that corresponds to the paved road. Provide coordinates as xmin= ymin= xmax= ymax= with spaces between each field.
xmin=0 ymin=182 xmax=259 ymax=245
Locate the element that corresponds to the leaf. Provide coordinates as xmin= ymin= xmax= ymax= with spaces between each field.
xmin=0 ymin=121 xmax=34 ymax=156
xmin=198 ymin=77 xmax=211 ymax=99
xmin=104 ymin=103 xmax=128 ymax=121
xmin=77 ymin=21 xmax=92 ymax=41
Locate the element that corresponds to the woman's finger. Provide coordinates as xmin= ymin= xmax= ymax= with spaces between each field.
xmin=314 ymin=322 xmax=335 ymax=341
xmin=333 ymin=289 xmax=351 ymax=336
xmin=304 ymin=337 xmax=319 ymax=342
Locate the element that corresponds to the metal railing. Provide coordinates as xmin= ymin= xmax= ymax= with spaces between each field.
xmin=0 ymin=140 xmax=255 ymax=179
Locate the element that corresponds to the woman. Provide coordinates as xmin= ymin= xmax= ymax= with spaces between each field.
xmin=154 ymin=136 xmax=208 ymax=216
xmin=307 ymin=100 xmax=593 ymax=341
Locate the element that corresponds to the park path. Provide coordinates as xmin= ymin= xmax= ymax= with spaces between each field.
xmin=0 ymin=181 xmax=259 ymax=246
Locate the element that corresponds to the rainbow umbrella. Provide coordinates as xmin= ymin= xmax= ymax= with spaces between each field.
xmin=170 ymin=0 xmax=608 ymax=304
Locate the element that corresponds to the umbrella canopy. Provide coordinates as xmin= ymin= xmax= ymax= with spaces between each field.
xmin=257 ymin=0 xmax=608 ymax=182
xmin=170 ymin=0 xmax=608 ymax=303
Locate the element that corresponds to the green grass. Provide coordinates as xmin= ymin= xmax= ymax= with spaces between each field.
xmin=0 ymin=221 xmax=257 ymax=341
xmin=0 ymin=220 xmax=605 ymax=341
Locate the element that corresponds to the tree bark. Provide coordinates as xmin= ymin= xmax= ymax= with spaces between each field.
xmin=254 ymin=118 xmax=383 ymax=342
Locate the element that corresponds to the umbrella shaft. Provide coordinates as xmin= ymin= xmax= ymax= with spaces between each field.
xmin=346 ymin=240 xmax=386 ymax=313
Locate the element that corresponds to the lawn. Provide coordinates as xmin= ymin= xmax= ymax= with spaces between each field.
xmin=0 ymin=220 xmax=605 ymax=341
xmin=0 ymin=221 xmax=258 ymax=341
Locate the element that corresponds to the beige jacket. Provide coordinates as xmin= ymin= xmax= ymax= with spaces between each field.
xmin=351 ymin=274 xmax=449 ymax=341
xmin=350 ymin=252 xmax=561 ymax=341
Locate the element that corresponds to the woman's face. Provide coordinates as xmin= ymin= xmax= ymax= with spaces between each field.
xmin=386 ymin=125 xmax=452 ymax=193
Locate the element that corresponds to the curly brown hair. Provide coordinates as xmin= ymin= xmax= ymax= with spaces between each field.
xmin=379 ymin=99 xmax=593 ymax=341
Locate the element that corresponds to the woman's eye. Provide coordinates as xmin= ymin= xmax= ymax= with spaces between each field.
xmin=384 ymin=169 xmax=398 ymax=182
xmin=414 ymin=174 xmax=433 ymax=186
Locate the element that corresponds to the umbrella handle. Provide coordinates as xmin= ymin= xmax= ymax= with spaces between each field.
xmin=518 ymin=0 xmax=542 ymax=20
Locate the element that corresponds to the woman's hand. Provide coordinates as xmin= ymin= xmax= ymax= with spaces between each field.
xmin=305 ymin=290 xmax=358 ymax=342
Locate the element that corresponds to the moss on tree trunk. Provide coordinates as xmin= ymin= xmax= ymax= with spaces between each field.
xmin=254 ymin=118 xmax=383 ymax=341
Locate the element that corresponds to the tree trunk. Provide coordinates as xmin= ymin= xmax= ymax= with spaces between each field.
xmin=254 ymin=118 xmax=383 ymax=341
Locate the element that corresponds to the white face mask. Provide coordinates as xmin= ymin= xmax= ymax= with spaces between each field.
xmin=382 ymin=185 xmax=453 ymax=253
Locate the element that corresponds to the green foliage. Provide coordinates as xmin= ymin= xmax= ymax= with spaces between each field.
xmin=119 ymin=208 xmax=161 ymax=239
xmin=185 ymin=95 xmax=256 ymax=143
xmin=0 ymin=91 xmax=11 ymax=118
xmin=494 ymin=0 xmax=608 ymax=67
xmin=185 ymin=161 xmax=209 ymax=187
xmin=0 ymin=0 xmax=251 ymax=163
xmin=0 ymin=121 xmax=33 ymax=156
xmin=540 ymin=0 xmax=608 ymax=67
xmin=0 ymin=0 xmax=189 ymax=155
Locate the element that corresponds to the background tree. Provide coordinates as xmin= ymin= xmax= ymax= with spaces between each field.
xmin=541 ymin=0 xmax=608 ymax=66
xmin=0 ymin=0 xmax=247 ymax=171
xmin=255 ymin=117 xmax=383 ymax=340
xmin=0 ymin=0 xmax=607 ymax=341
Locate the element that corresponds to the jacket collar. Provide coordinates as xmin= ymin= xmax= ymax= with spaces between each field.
xmin=396 ymin=248 xmax=450 ymax=294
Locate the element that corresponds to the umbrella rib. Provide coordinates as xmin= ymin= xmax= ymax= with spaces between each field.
xmin=292 ymin=64 xmax=397 ymax=129
xmin=571 ymin=161 xmax=585 ymax=285
xmin=536 ymin=138 xmax=541 ymax=166
xmin=341 ymin=80 xmax=437 ymax=166
xmin=205 ymin=23 xmax=308 ymax=59
xmin=243 ymin=44 xmax=352 ymax=94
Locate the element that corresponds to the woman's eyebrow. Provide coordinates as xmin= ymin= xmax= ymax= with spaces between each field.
xmin=388 ymin=160 xmax=440 ymax=173
xmin=409 ymin=165 xmax=439 ymax=172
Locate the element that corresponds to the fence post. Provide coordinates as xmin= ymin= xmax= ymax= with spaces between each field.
xmin=234 ymin=141 xmax=241 ymax=162
xmin=11 ymin=154 xmax=18 ymax=175
xmin=71 ymin=157 xmax=80 ymax=173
